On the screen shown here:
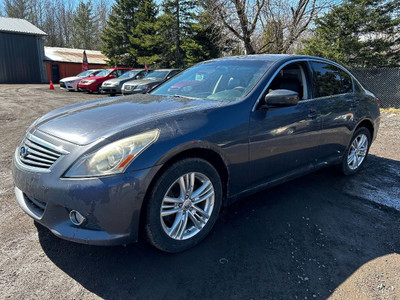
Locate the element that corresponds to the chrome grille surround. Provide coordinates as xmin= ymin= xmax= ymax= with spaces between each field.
xmin=15 ymin=133 xmax=69 ymax=173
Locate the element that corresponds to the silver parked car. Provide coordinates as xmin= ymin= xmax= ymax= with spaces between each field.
xmin=122 ymin=69 xmax=181 ymax=95
xmin=101 ymin=69 xmax=151 ymax=96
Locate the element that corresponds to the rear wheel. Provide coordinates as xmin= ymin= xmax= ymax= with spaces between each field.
xmin=145 ymin=158 xmax=222 ymax=253
xmin=340 ymin=127 xmax=371 ymax=175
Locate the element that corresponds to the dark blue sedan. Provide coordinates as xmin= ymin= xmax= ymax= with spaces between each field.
xmin=12 ymin=55 xmax=380 ymax=252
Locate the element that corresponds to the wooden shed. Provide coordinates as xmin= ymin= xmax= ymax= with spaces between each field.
xmin=44 ymin=47 xmax=108 ymax=83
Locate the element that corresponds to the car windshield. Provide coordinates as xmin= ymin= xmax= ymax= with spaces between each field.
xmin=119 ymin=70 xmax=140 ymax=79
xmin=144 ymin=71 xmax=169 ymax=80
xmin=96 ymin=69 xmax=112 ymax=77
xmin=77 ymin=70 xmax=95 ymax=77
xmin=152 ymin=60 xmax=272 ymax=101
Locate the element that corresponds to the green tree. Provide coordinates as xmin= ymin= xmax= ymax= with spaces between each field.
xmin=158 ymin=0 xmax=197 ymax=67
xmin=300 ymin=0 xmax=400 ymax=67
xmin=129 ymin=0 xmax=162 ymax=67
xmin=182 ymin=4 xmax=227 ymax=65
xmin=262 ymin=20 xmax=284 ymax=54
xmin=158 ymin=0 xmax=224 ymax=67
xmin=101 ymin=0 xmax=141 ymax=66
xmin=71 ymin=1 xmax=96 ymax=50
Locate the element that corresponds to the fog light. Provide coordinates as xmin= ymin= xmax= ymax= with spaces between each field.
xmin=69 ymin=210 xmax=86 ymax=226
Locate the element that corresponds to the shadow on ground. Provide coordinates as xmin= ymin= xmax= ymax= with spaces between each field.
xmin=37 ymin=155 xmax=400 ymax=299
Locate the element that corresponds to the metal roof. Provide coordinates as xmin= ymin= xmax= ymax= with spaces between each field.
xmin=0 ymin=17 xmax=47 ymax=36
xmin=44 ymin=47 xmax=108 ymax=64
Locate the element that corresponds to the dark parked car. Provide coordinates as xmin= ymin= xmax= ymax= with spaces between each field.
xmin=12 ymin=55 xmax=380 ymax=253
xmin=101 ymin=69 xmax=152 ymax=96
xmin=121 ymin=69 xmax=181 ymax=95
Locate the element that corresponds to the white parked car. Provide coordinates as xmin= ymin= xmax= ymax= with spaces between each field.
xmin=59 ymin=69 xmax=103 ymax=91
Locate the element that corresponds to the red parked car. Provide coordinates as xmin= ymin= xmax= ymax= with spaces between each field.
xmin=78 ymin=67 xmax=133 ymax=93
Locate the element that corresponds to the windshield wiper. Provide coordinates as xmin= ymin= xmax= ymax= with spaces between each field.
xmin=173 ymin=94 xmax=199 ymax=100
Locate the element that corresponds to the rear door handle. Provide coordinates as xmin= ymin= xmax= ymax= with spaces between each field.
xmin=351 ymin=100 xmax=360 ymax=108
xmin=307 ymin=109 xmax=320 ymax=119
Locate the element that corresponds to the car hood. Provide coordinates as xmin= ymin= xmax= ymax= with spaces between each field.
xmin=103 ymin=77 xmax=133 ymax=85
xmin=103 ymin=78 xmax=123 ymax=84
xmin=35 ymin=94 xmax=222 ymax=145
xmin=60 ymin=76 xmax=81 ymax=82
xmin=124 ymin=78 xmax=160 ymax=86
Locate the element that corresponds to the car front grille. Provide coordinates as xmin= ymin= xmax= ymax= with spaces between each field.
xmin=16 ymin=133 xmax=69 ymax=173
xmin=60 ymin=82 xmax=66 ymax=88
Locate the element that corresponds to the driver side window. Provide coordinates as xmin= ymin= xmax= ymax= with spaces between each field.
xmin=267 ymin=63 xmax=309 ymax=100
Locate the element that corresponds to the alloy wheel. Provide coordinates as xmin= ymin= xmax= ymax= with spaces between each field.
xmin=347 ymin=133 xmax=368 ymax=170
xmin=160 ymin=172 xmax=215 ymax=240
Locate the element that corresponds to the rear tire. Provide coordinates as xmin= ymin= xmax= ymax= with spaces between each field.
xmin=340 ymin=127 xmax=371 ymax=175
xmin=145 ymin=158 xmax=222 ymax=253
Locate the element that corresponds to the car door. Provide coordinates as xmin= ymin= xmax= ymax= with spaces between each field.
xmin=248 ymin=61 xmax=323 ymax=187
xmin=308 ymin=61 xmax=356 ymax=163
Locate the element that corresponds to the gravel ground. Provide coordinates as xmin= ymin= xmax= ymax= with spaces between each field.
xmin=0 ymin=85 xmax=399 ymax=300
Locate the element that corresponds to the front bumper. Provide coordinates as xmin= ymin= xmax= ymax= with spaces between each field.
xmin=102 ymin=86 xmax=121 ymax=94
xmin=60 ymin=81 xmax=78 ymax=91
xmin=122 ymin=89 xmax=145 ymax=95
xmin=12 ymin=154 xmax=162 ymax=246
xmin=78 ymin=83 xmax=97 ymax=92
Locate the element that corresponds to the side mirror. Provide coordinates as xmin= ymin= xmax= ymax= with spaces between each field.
xmin=261 ymin=89 xmax=299 ymax=108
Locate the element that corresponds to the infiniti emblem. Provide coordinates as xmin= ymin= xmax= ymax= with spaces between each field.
xmin=20 ymin=146 xmax=29 ymax=158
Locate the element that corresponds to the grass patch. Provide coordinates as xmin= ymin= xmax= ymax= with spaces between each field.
xmin=381 ymin=108 xmax=400 ymax=114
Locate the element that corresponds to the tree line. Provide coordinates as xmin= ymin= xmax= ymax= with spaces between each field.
xmin=2 ymin=0 xmax=110 ymax=50
xmin=2 ymin=0 xmax=399 ymax=68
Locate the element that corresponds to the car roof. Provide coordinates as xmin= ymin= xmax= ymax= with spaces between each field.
xmin=152 ymin=69 xmax=180 ymax=72
xmin=204 ymin=54 xmax=339 ymax=65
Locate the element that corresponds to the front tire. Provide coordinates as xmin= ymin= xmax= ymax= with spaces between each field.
xmin=145 ymin=158 xmax=222 ymax=253
xmin=341 ymin=127 xmax=371 ymax=175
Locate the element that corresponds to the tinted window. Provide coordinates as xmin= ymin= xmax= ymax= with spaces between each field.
xmin=311 ymin=62 xmax=342 ymax=97
xmin=340 ymin=70 xmax=353 ymax=93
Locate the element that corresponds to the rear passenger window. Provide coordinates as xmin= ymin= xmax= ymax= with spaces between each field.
xmin=311 ymin=62 xmax=353 ymax=97
xmin=311 ymin=62 xmax=341 ymax=97
xmin=340 ymin=70 xmax=353 ymax=93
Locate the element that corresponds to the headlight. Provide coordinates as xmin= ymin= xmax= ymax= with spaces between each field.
xmin=81 ymin=79 xmax=96 ymax=85
xmin=134 ymin=85 xmax=148 ymax=91
xmin=64 ymin=129 xmax=160 ymax=178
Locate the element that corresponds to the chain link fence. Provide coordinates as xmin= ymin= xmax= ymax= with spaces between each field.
xmin=350 ymin=68 xmax=400 ymax=108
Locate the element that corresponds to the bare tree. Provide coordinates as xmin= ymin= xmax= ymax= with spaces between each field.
xmin=213 ymin=0 xmax=267 ymax=54
xmin=212 ymin=0 xmax=330 ymax=54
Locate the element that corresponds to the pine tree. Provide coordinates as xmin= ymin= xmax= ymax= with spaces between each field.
xmin=71 ymin=1 xmax=96 ymax=50
xmin=129 ymin=0 xmax=162 ymax=67
xmin=182 ymin=4 xmax=226 ymax=65
xmin=300 ymin=0 xmax=400 ymax=67
xmin=101 ymin=0 xmax=141 ymax=66
xmin=159 ymin=0 xmax=197 ymax=67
